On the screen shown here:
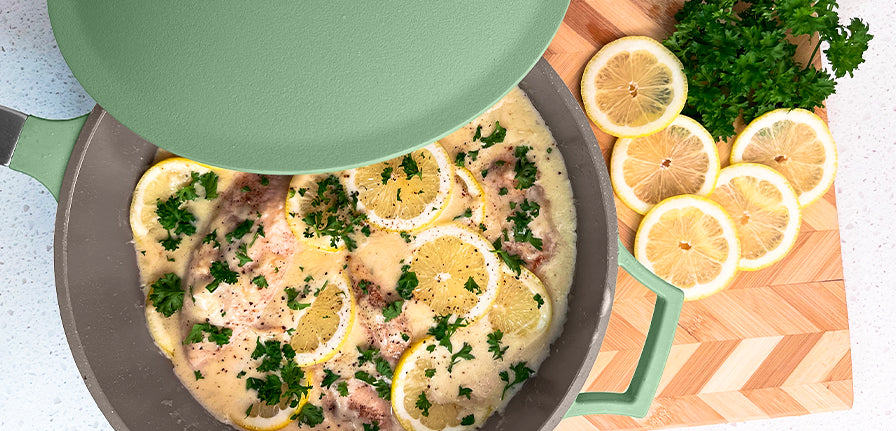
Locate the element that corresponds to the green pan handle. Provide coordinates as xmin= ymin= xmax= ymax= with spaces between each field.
xmin=0 ymin=105 xmax=87 ymax=200
xmin=564 ymin=239 xmax=684 ymax=418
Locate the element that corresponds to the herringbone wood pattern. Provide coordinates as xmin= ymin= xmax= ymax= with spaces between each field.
xmin=545 ymin=1 xmax=852 ymax=429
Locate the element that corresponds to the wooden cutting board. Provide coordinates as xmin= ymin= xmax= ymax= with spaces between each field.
xmin=543 ymin=1 xmax=852 ymax=429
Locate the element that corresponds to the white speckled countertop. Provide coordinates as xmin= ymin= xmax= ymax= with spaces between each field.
xmin=1 ymin=1 xmax=893 ymax=430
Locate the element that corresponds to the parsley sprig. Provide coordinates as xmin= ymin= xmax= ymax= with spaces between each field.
xmin=183 ymin=322 xmax=232 ymax=346
xmin=487 ymin=330 xmax=509 ymax=360
xmin=663 ymin=0 xmax=872 ymax=140
xmin=500 ymin=362 xmax=535 ymax=399
xmin=507 ymin=199 xmax=542 ymax=250
xmin=147 ymin=273 xmax=184 ymax=317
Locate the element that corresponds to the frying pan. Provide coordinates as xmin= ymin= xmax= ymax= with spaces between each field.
xmin=0 ymin=59 xmax=683 ymax=430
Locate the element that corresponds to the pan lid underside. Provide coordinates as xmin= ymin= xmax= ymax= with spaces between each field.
xmin=48 ymin=0 xmax=569 ymax=174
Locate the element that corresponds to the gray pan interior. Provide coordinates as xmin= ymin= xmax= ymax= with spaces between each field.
xmin=54 ymin=58 xmax=618 ymax=431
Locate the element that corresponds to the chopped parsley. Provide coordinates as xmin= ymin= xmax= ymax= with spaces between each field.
xmin=461 ymin=415 xmax=475 ymax=426
xmin=380 ymin=166 xmax=394 ymax=185
xmin=251 ymin=275 xmax=268 ymax=288
xmin=448 ymin=342 xmax=474 ymax=372
xmin=499 ymin=187 xmax=508 ymax=196
xmin=225 ymin=219 xmax=254 ymax=243
xmin=183 ymin=322 xmax=232 ymax=346
xmin=285 ymin=287 xmax=310 ymax=310
xmin=454 ymin=152 xmax=466 ymax=166
xmin=300 ymin=175 xmax=367 ymax=251
xmin=383 ymin=300 xmax=404 ymax=322
xmin=401 ymin=333 xmax=410 ymax=342
xmin=463 ymin=276 xmax=482 ymax=295
xmin=481 ymin=168 xmax=489 ymax=178
xmin=246 ymin=374 xmax=283 ymax=405
xmin=473 ymin=121 xmax=507 ymax=148
xmin=400 ymin=154 xmax=423 ymax=180
xmin=357 ymin=346 xmax=378 ymax=366
xmin=363 ymin=423 xmax=380 ymax=431
xmin=487 ymin=330 xmax=509 ymax=360
xmin=288 ymin=188 xmax=297 ymax=198
xmin=354 ymin=371 xmax=391 ymax=400
xmin=453 ymin=208 xmax=473 ymax=221
xmin=336 ymin=381 xmax=349 ymax=397
xmin=206 ymin=260 xmax=239 ymax=292
xmin=260 ymin=175 xmax=269 ymax=186
xmin=252 ymin=338 xmax=284 ymax=372
xmin=235 ymin=243 xmax=253 ymax=267
xmin=197 ymin=171 xmax=219 ymax=199
xmin=202 ymin=230 xmax=220 ymax=248
xmin=358 ymin=279 xmax=371 ymax=294
xmin=194 ymin=370 xmax=204 ymax=380
xmin=507 ymin=199 xmax=543 ymax=250
xmin=424 ymin=368 xmax=436 ymax=378
xmin=513 ymin=145 xmax=537 ymax=189
xmin=468 ymin=149 xmax=479 ymax=161
xmin=458 ymin=385 xmax=472 ymax=400
xmin=241 ymin=185 xmax=251 ymax=192
xmin=492 ymin=237 xmax=524 ymax=275
xmin=292 ymin=403 xmax=324 ymax=427
xmin=500 ymin=362 xmax=535 ymax=399
xmin=396 ymin=188 xmax=402 ymax=202
xmin=533 ymin=293 xmax=544 ymax=309
xmin=400 ymin=231 xmax=412 ymax=243
xmin=396 ymin=265 xmax=418 ymax=300
xmin=321 ymin=369 xmax=340 ymax=388
xmin=415 ymin=392 xmax=432 ymax=417
xmin=374 ymin=356 xmax=393 ymax=378
xmin=148 ymin=273 xmax=184 ymax=317
xmin=427 ymin=314 xmax=467 ymax=352
xmin=159 ymin=234 xmax=181 ymax=251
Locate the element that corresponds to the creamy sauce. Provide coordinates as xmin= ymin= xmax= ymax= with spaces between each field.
xmin=134 ymin=87 xmax=576 ymax=430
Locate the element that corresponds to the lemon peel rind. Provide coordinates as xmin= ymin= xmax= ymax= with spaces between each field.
xmin=634 ymin=195 xmax=740 ymax=301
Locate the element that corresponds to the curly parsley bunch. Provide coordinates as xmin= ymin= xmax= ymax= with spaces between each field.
xmin=663 ymin=0 xmax=872 ymax=140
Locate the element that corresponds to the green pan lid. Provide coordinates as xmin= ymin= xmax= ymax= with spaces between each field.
xmin=47 ymin=1 xmax=569 ymax=174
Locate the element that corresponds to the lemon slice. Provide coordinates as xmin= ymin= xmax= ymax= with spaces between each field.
xmin=392 ymin=338 xmax=494 ymax=431
xmin=289 ymin=273 xmax=355 ymax=366
xmin=346 ymin=143 xmax=453 ymax=232
xmin=634 ymin=195 xmax=740 ymax=300
xmin=731 ymin=108 xmax=837 ymax=207
xmin=710 ymin=163 xmax=801 ymax=271
xmin=581 ymin=36 xmax=688 ymax=138
xmin=145 ymin=299 xmax=176 ymax=358
xmin=285 ymin=174 xmax=361 ymax=252
xmin=611 ymin=115 xmax=720 ymax=214
xmin=130 ymin=157 xmax=215 ymax=241
xmin=231 ymin=374 xmax=312 ymax=431
xmin=408 ymin=224 xmax=501 ymax=322
xmin=452 ymin=167 xmax=487 ymax=226
xmin=489 ymin=267 xmax=551 ymax=339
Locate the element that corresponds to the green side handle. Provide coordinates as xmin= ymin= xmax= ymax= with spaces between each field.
xmin=564 ymin=239 xmax=684 ymax=418
xmin=7 ymin=115 xmax=87 ymax=200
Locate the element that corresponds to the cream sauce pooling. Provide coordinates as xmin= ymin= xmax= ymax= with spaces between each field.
xmin=135 ymin=87 xmax=576 ymax=430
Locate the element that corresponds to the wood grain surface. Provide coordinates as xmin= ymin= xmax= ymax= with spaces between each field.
xmin=543 ymin=0 xmax=852 ymax=429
